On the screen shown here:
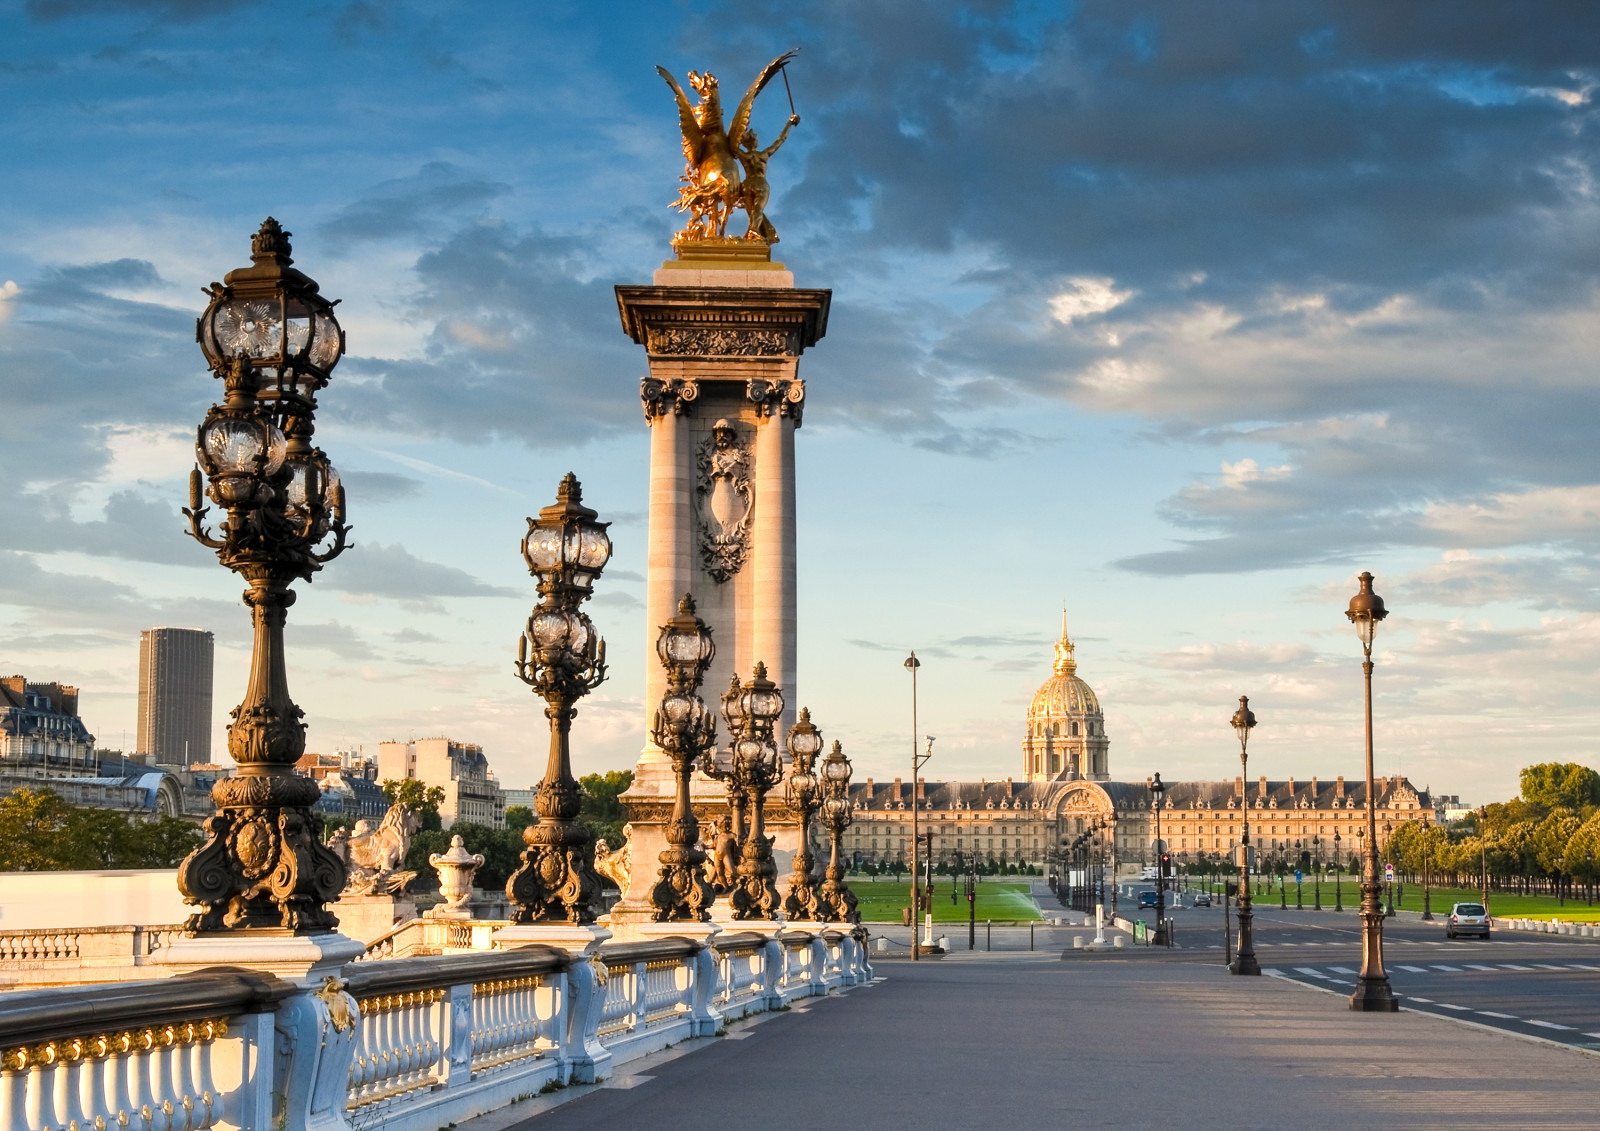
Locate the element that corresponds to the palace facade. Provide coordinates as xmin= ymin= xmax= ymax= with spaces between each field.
xmin=844 ymin=622 xmax=1434 ymax=873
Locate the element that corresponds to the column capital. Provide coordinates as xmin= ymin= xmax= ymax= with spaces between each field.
xmin=641 ymin=375 xmax=699 ymax=421
xmin=747 ymin=377 xmax=805 ymax=425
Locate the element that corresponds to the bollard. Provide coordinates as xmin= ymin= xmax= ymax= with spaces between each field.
xmin=875 ymin=936 xmax=889 ymax=953
xmin=1073 ymin=936 xmax=1085 ymax=949
xmin=1030 ymin=923 xmax=1035 ymax=951
xmin=937 ymin=935 xmax=948 ymax=951
xmin=987 ymin=920 xmax=992 ymax=952
xmin=1113 ymin=936 xmax=1125 ymax=949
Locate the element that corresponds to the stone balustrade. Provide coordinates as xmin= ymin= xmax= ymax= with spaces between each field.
xmin=0 ymin=927 xmax=872 ymax=1131
xmin=0 ymin=925 xmax=187 ymax=985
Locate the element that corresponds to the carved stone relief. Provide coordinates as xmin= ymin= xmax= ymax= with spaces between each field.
xmin=695 ymin=419 xmax=753 ymax=583
xmin=648 ymin=327 xmax=795 ymax=357
xmin=640 ymin=375 xmax=699 ymax=421
xmin=746 ymin=376 xmax=805 ymax=423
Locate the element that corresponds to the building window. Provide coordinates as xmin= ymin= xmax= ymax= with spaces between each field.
xmin=1070 ymin=721 xmax=1079 ymax=736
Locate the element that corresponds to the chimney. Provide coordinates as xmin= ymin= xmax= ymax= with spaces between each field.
xmin=1258 ymin=775 xmax=1267 ymax=797
xmin=1380 ymin=775 xmax=1389 ymax=794
xmin=1235 ymin=775 xmax=1244 ymax=795
xmin=1311 ymin=776 xmax=1319 ymax=802
xmin=1336 ymin=775 xmax=1345 ymax=797
xmin=1288 ymin=777 xmax=1295 ymax=797
xmin=894 ymin=777 xmax=903 ymax=801
xmin=866 ymin=777 xmax=874 ymax=794
xmin=915 ymin=779 xmax=925 ymax=800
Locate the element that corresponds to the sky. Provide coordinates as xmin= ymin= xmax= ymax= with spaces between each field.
xmin=2 ymin=0 xmax=1598 ymax=805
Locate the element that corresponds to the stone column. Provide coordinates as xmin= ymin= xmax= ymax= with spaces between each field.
xmin=642 ymin=398 xmax=692 ymax=765
xmin=752 ymin=407 xmax=798 ymax=736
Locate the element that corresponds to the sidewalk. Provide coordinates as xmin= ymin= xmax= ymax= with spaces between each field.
xmin=498 ymin=950 xmax=1598 ymax=1130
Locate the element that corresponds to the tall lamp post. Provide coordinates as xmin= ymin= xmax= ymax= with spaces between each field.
xmin=1384 ymin=819 xmax=1395 ymax=917
xmin=1313 ymin=834 xmax=1323 ymax=911
xmin=724 ymin=664 xmax=786 ymax=920
xmin=1333 ymin=830 xmax=1343 ymax=911
xmin=782 ymin=709 xmax=826 ymax=920
xmin=905 ymin=652 xmax=922 ymax=959
xmin=1229 ymin=696 xmax=1259 ymax=975
xmin=1347 ymin=570 xmax=1397 ymax=1012
xmin=1294 ymin=839 xmax=1304 ymax=910
xmin=817 ymin=740 xmax=860 ymax=923
xmin=1419 ymin=813 xmax=1434 ymax=922
xmin=1479 ymin=806 xmax=1491 ymax=919
xmin=1149 ymin=772 xmax=1167 ymax=945
xmin=178 ymin=220 xmax=352 ymax=935
xmin=509 ymin=474 xmax=613 ymax=924
xmin=648 ymin=595 xmax=717 ymax=922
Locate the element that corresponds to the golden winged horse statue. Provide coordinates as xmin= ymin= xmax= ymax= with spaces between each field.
xmin=656 ymin=50 xmax=799 ymax=244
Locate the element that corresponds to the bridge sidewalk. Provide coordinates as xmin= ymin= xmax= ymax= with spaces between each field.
xmin=493 ymin=950 xmax=1598 ymax=1130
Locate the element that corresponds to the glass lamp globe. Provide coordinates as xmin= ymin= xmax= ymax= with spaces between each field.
xmin=658 ymin=594 xmax=715 ymax=683
xmin=524 ymin=473 xmax=612 ymax=596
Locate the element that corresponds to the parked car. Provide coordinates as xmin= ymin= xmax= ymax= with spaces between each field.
xmin=1445 ymin=902 xmax=1491 ymax=939
xmin=1193 ymin=892 xmax=1212 ymax=907
xmin=1137 ymin=890 xmax=1159 ymax=909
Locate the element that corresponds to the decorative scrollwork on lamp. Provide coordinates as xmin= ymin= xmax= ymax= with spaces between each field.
xmin=648 ymin=595 xmax=718 ymax=921
xmin=781 ymin=709 xmax=825 ymax=920
xmin=506 ymin=474 xmax=612 ymax=924
xmin=176 ymin=218 xmax=351 ymax=935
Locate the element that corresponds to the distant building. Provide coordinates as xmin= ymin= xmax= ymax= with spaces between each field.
xmin=316 ymin=769 xmax=389 ymax=821
xmin=377 ymin=737 xmax=506 ymax=830
xmin=502 ymin=787 xmax=537 ymax=814
xmin=0 ymin=675 xmax=96 ymax=772
xmin=137 ymin=628 xmax=214 ymax=767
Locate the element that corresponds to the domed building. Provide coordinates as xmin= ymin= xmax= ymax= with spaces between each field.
xmin=1023 ymin=617 xmax=1109 ymax=782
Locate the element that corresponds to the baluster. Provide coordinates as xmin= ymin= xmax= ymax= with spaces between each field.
xmin=128 ymin=1031 xmax=157 ymax=1131
xmin=59 ymin=1044 xmax=90 ymax=1131
xmin=191 ymin=1027 xmax=220 ymax=1131
xmin=171 ymin=1026 xmax=199 ymax=1131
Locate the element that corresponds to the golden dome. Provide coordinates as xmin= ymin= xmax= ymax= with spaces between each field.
xmin=1028 ymin=615 xmax=1101 ymax=719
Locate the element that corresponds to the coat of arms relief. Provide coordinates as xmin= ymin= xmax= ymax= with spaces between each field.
xmin=696 ymin=419 xmax=753 ymax=582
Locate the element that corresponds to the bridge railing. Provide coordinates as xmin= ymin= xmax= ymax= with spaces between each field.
xmin=0 ymin=926 xmax=873 ymax=1131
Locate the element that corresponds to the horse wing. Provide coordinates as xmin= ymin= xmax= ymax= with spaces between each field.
xmin=656 ymin=66 xmax=706 ymax=162
xmin=729 ymin=49 xmax=799 ymax=147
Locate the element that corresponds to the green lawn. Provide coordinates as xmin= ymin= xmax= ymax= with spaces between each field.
xmin=1194 ymin=876 xmax=1600 ymax=922
xmin=849 ymin=880 xmax=1042 ymax=923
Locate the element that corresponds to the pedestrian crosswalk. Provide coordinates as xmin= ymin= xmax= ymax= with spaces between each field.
xmin=1260 ymin=960 xmax=1597 ymax=978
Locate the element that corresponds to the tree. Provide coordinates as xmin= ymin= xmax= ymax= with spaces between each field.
xmin=1560 ymin=810 xmax=1600 ymax=888
xmin=1520 ymin=763 xmax=1600 ymax=813
xmin=504 ymin=805 xmax=534 ymax=834
xmin=0 ymin=789 xmax=87 ymax=870
xmin=0 ymin=789 xmax=205 ymax=871
xmin=381 ymin=779 xmax=446 ymax=832
xmin=577 ymin=770 xmax=634 ymax=850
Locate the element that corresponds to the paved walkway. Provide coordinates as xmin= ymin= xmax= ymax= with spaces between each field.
xmin=487 ymin=950 xmax=1598 ymax=1131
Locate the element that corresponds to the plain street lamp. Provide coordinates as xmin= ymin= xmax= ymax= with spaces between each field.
xmin=1420 ymin=812 xmax=1434 ymax=922
xmin=1294 ymin=840 xmax=1304 ymax=910
xmin=905 ymin=652 xmax=923 ymax=959
xmin=1229 ymin=695 xmax=1259 ymax=974
xmin=1150 ymin=772 xmax=1168 ymax=946
xmin=177 ymin=219 xmax=351 ymax=934
xmin=1347 ymin=571 xmax=1397 ymax=1012
xmin=1333 ymin=829 xmax=1343 ymax=912
xmin=509 ymin=473 xmax=614 ymax=924
xmin=647 ymin=595 xmax=717 ymax=922
xmin=1384 ymin=819 xmax=1396 ymax=917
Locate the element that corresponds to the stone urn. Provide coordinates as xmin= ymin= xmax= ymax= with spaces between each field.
xmin=429 ymin=834 xmax=485 ymax=917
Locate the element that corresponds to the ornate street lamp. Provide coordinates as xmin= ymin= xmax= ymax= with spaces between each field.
xmin=1294 ymin=839 xmax=1304 ymax=910
xmin=1149 ymin=772 xmax=1167 ymax=945
xmin=817 ymin=740 xmax=860 ymax=923
xmin=724 ymin=663 xmax=785 ymax=919
xmin=648 ymin=594 xmax=718 ymax=921
xmin=1346 ymin=570 xmax=1397 ymax=1012
xmin=1229 ymin=695 xmax=1259 ymax=975
xmin=1420 ymin=813 xmax=1434 ymax=922
xmin=782 ymin=708 xmax=826 ymax=919
xmin=508 ymin=474 xmax=612 ymax=924
xmin=177 ymin=219 xmax=350 ymax=934
xmin=1313 ymin=834 xmax=1323 ymax=911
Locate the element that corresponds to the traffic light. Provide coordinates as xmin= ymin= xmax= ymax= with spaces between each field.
xmin=1160 ymin=852 xmax=1172 ymax=877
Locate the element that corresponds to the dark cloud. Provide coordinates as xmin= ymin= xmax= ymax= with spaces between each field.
xmin=339 ymin=471 xmax=425 ymax=504
xmin=321 ymin=163 xmax=512 ymax=246
xmin=319 ymin=541 xmax=517 ymax=607
xmin=25 ymin=0 xmax=256 ymax=21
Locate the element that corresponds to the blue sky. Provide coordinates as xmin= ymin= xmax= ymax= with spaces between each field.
xmin=3 ymin=0 xmax=1598 ymax=803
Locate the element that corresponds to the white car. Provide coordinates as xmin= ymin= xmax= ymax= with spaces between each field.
xmin=1445 ymin=902 xmax=1491 ymax=940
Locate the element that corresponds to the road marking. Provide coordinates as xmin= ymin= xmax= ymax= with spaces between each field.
xmin=1465 ymin=964 xmax=1496 ymax=971
xmin=1499 ymin=964 xmax=1534 ymax=970
xmin=1534 ymin=964 xmax=1568 ymax=971
xmin=1525 ymin=1020 xmax=1575 ymax=1030
xmin=1438 ymin=1003 xmax=1472 ymax=1011
xmin=1262 ymin=968 xmax=1284 ymax=976
xmin=1295 ymin=967 xmax=1332 ymax=978
xmin=1431 ymin=965 xmax=1462 ymax=971
xmin=1329 ymin=966 xmax=1357 ymax=974
xmin=1585 ymin=1033 xmax=1600 ymax=1039
xmin=1409 ymin=996 xmax=1433 ymax=1003
xmin=1570 ymin=964 xmax=1600 ymax=972
xmin=1478 ymin=1011 xmax=1518 ymax=1019
xmin=1396 ymin=965 xmax=1430 ymax=973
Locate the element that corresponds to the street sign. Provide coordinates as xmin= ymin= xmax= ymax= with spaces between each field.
xmin=1295 ymin=870 xmax=1302 ymax=884
xmin=1385 ymin=863 xmax=1394 ymax=882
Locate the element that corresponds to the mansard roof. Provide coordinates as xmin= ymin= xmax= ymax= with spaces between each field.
xmin=847 ymin=775 xmax=1429 ymax=813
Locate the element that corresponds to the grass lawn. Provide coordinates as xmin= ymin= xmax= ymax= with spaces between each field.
xmin=1194 ymin=876 xmax=1600 ymax=922
xmin=849 ymin=880 xmax=1042 ymax=923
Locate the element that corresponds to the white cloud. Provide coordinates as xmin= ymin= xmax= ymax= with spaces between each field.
xmin=1423 ymin=484 xmax=1600 ymax=546
xmin=1220 ymin=458 xmax=1292 ymax=490
xmin=1048 ymin=276 xmax=1131 ymax=324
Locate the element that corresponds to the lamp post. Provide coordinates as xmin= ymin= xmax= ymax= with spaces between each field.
xmin=1333 ymin=829 xmax=1343 ymax=911
xmin=1479 ymin=806 xmax=1490 ymax=918
xmin=1294 ymin=839 xmax=1304 ymax=910
xmin=1150 ymin=772 xmax=1167 ymax=946
xmin=177 ymin=219 xmax=351 ymax=934
xmin=1420 ymin=813 xmax=1434 ymax=922
xmin=723 ymin=663 xmax=786 ymax=920
xmin=508 ymin=473 xmax=613 ymax=924
xmin=647 ymin=595 xmax=717 ymax=922
xmin=782 ymin=709 xmax=826 ymax=920
xmin=817 ymin=740 xmax=860 ymax=923
xmin=965 ymin=852 xmax=978 ymax=949
xmin=1347 ymin=571 xmax=1397 ymax=1012
xmin=1313 ymin=834 xmax=1323 ymax=911
xmin=1230 ymin=696 xmax=1259 ymax=975
xmin=905 ymin=652 xmax=922 ymax=959
xmin=1383 ymin=819 xmax=1395 ymax=917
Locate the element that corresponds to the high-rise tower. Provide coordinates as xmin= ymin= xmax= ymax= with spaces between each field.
xmin=137 ymin=627 xmax=214 ymax=767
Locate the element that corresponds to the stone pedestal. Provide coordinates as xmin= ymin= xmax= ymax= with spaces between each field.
xmin=330 ymin=893 xmax=418 ymax=944
xmin=613 ymin=243 xmax=829 ymax=929
xmin=152 ymin=930 xmax=366 ymax=986
xmin=492 ymin=923 xmax=611 ymax=957
xmin=631 ymin=921 xmax=722 ymax=945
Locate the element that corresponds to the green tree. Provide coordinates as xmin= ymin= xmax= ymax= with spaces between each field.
xmin=577 ymin=770 xmax=634 ymax=850
xmin=1531 ymin=809 xmax=1582 ymax=878
xmin=68 ymin=806 xmax=144 ymax=868
xmin=0 ymin=789 xmax=87 ymax=870
xmin=126 ymin=816 xmax=205 ymax=867
xmin=381 ymin=779 xmax=447 ymax=832
xmin=504 ymin=805 xmax=534 ymax=834
xmin=1520 ymin=763 xmax=1600 ymax=813
xmin=1560 ymin=810 xmax=1600 ymax=886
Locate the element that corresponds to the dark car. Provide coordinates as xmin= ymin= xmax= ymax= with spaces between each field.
xmin=1446 ymin=902 xmax=1491 ymax=939
xmin=1137 ymin=890 xmax=1159 ymax=909
xmin=1192 ymin=892 xmax=1212 ymax=907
